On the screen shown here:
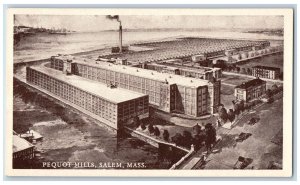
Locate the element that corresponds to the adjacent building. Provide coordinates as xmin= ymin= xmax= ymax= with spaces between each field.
xmin=252 ymin=65 xmax=281 ymax=80
xmin=191 ymin=54 xmax=207 ymax=62
xmin=50 ymin=54 xmax=74 ymax=74
xmin=49 ymin=56 xmax=221 ymax=117
xmin=139 ymin=63 xmax=222 ymax=81
xmin=234 ymin=78 xmax=266 ymax=102
xmin=26 ymin=65 xmax=149 ymax=130
xmin=13 ymin=134 xmax=34 ymax=161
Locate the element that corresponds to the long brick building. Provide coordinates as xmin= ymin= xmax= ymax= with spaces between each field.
xmin=49 ymin=55 xmax=221 ymax=117
xmin=252 ymin=65 xmax=281 ymax=80
xmin=26 ymin=65 xmax=149 ymax=129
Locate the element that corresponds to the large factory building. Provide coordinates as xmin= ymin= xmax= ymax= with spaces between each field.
xmin=49 ymin=56 xmax=221 ymax=117
xmin=26 ymin=65 xmax=149 ymax=130
xmin=139 ymin=63 xmax=222 ymax=81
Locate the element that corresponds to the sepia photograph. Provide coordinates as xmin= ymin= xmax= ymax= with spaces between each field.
xmin=5 ymin=8 xmax=294 ymax=177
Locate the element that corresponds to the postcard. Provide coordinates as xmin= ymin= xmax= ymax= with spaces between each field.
xmin=5 ymin=8 xmax=293 ymax=177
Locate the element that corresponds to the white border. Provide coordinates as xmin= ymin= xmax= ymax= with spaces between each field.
xmin=5 ymin=8 xmax=294 ymax=177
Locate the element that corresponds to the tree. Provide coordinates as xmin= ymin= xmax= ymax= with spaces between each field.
xmin=266 ymin=89 xmax=272 ymax=98
xmin=162 ymin=130 xmax=169 ymax=141
xmin=205 ymin=123 xmax=217 ymax=153
xmin=171 ymin=133 xmax=183 ymax=146
xmin=239 ymin=100 xmax=245 ymax=112
xmin=244 ymin=102 xmax=250 ymax=110
xmin=228 ymin=109 xmax=235 ymax=122
xmin=153 ymin=126 xmax=160 ymax=137
xmin=234 ymin=103 xmax=240 ymax=115
xmin=134 ymin=116 xmax=140 ymax=128
xmin=149 ymin=107 xmax=155 ymax=118
xmin=182 ymin=130 xmax=193 ymax=148
xmin=192 ymin=124 xmax=202 ymax=135
xmin=148 ymin=124 xmax=155 ymax=134
xmin=217 ymin=104 xmax=225 ymax=115
xmin=219 ymin=107 xmax=228 ymax=122
xmin=140 ymin=122 xmax=146 ymax=130
xmin=193 ymin=130 xmax=206 ymax=150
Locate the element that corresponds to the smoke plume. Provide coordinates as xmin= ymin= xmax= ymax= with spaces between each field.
xmin=106 ymin=15 xmax=121 ymax=23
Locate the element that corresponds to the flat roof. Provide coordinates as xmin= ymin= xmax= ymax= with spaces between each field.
xmin=235 ymin=78 xmax=266 ymax=89
xmin=13 ymin=135 xmax=34 ymax=153
xmin=51 ymin=54 xmax=74 ymax=62
xmin=157 ymin=63 xmax=216 ymax=73
xmin=30 ymin=65 xmax=147 ymax=104
xmin=100 ymin=37 xmax=269 ymax=63
xmin=74 ymin=59 xmax=211 ymax=87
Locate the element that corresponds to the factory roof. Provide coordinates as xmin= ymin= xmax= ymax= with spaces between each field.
xmin=100 ymin=37 xmax=269 ymax=63
xmin=13 ymin=135 xmax=34 ymax=153
xmin=30 ymin=65 xmax=147 ymax=104
xmin=74 ymin=58 xmax=211 ymax=87
xmin=158 ymin=62 xmax=217 ymax=73
xmin=235 ymin=78 xmax=266 ymax=89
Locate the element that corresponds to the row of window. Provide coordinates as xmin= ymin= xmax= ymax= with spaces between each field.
xmin=27 ymin=68 xmax=148 ymax=124
xmin=72 ymin=63 xmax=219 ymax=116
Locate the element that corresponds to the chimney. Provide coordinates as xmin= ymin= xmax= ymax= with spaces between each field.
xmin=119 ymin=23 xmax=122 ymax=53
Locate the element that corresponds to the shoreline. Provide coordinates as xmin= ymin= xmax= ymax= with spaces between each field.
xmin=13 ymin=34 xmax=283 ymax=64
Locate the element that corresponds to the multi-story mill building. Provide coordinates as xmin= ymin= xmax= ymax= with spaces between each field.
xmin=50 ymin=55 xmax=221 ymax=117
xmin=135 ymin=63 xmax=222 ymax=81
xmin=26 ymin=64 xmax=149 ymax=130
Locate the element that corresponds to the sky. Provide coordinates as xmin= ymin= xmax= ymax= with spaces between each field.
xmin=14 ymin=15 xmax=284 ymax=32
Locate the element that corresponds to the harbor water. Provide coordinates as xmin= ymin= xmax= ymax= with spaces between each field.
xmin=13 ymin=30 xmax=283 ymax=63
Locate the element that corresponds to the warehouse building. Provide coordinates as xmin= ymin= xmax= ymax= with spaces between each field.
xmin=234 ymin=78 xmax=266 ymax=102
xmin=26 ymin=65 xmax=149 ymax=130
xmin=252 ymin=65 xmax=280 ymax=80
xmin=50 ymin=56 xmax=221 ymax=117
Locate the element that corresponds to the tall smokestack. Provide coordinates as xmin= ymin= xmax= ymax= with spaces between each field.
xmin=106 ymin=15 xmax=122 ymax=53
xmin=119 ymin=22 xmax=122 ymax=53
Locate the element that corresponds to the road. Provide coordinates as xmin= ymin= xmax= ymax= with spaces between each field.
xmin=180 ymin=92 xmax=283 ymax=169
xmin=202 ymin=93 xmax=283 ymax=169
